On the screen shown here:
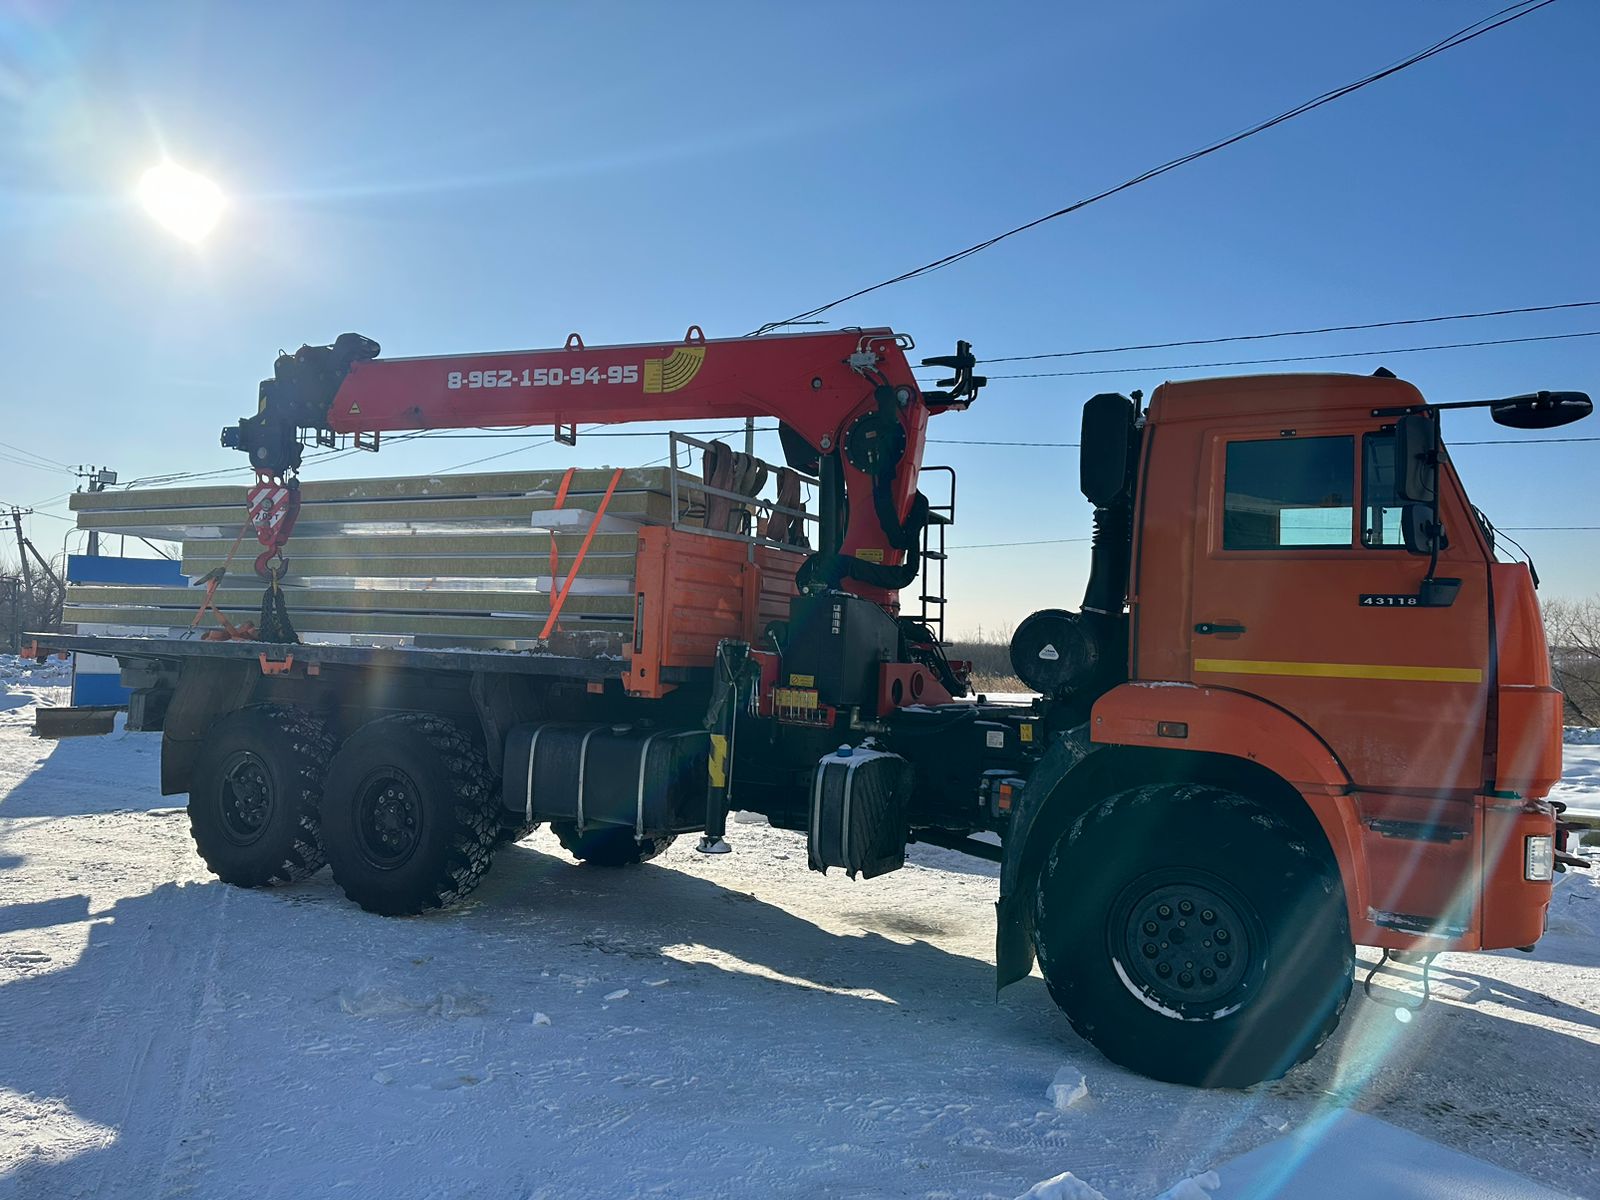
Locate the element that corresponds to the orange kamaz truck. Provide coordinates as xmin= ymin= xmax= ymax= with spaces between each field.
xmin=33 ymin=328 xmax=1592 ymax=1087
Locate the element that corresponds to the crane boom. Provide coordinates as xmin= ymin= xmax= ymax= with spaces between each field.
xmin=222 ymin=325 xmax=984 ymax=605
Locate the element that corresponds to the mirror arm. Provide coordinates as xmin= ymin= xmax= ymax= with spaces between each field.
xmin=1423 ymin=410 xmax=1444 ymax=582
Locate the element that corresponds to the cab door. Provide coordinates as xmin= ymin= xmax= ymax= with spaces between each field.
xmin=1185 ymin=424 xmax=1492 ymax=796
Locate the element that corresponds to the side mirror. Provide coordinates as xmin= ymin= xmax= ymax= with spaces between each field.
xmin=1401 ymin=504 xmax=1445 ymax=556
xmin=1490 ymin=390 xmax=1592 ymax=430
xmin=1394 ymin=413 xmax=1438 ymax=505
xmin=1080 ymin=392 xmax=1138 ymax=507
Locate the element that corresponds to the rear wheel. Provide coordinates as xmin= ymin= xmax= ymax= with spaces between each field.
xmin=1032 ymin=783 xmax=1353 ymax=1088
xmin=551 ymin=822 xmax=675 ymax=866
xmin=321 ymin=714 xmax=499 ymax=915
xmin=188 ymin=705 xmax=334 ymax=887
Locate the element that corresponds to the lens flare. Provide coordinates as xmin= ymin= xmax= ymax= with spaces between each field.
xmin=136 ymin=162 xmax=224 ymax=243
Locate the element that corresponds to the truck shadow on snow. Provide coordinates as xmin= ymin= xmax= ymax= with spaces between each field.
xmin=0 ymin=725 xmax=169 ymax=819
xmin=0 ymin=839 xmax=1596 ymax=1195
xmin=0 ymin=850 xmax=1058 ymax=1196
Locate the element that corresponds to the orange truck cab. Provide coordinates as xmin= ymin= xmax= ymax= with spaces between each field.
xmin=996 ymin=372 xmax=1590 ymax=1086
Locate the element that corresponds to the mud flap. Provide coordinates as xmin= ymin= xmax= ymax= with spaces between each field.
xmin=995 ymin=893 xmax=1036 ymax=991
xmin=994 ymin=724 xmax=1098 ymax=992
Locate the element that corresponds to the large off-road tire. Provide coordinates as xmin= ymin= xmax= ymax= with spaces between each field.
xmin=1033 ymin=783 xmax=1353 ymax=1089
xmin=188 ymin=705 xmax=334 ymax=887
xmin=551 ymin=822 xmax=675 ymax=866
xmin=321 ymin=714 xmax=499 ymax=916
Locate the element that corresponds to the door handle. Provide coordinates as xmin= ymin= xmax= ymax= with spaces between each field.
xmin=1194 ymin=622 xmax=1246 ymax=636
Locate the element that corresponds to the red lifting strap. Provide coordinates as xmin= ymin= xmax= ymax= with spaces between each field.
xmin=539 ymin=468 xmax=622 ymax=640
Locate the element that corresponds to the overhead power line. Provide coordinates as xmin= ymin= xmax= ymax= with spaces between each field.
xmin=957 ymin=328 xmax=1600 ymax=380
xmin=980 ymin=300 xmax=1600 ymax=363
xmin=750 ymin=0 xmax=1558 ymax=335
xmin=0 ymin=440 xmax=73 ymax=473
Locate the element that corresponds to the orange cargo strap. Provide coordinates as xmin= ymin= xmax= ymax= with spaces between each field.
xmin=547 ymin=466 xmax=576 ymax=586
xmin=539 ymin=467 xmax=622 ymax=640
xmin=190 ymin=522 xmax=254 ymax=639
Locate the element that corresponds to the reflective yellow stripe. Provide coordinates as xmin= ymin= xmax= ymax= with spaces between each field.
xmin=1193 ymin=657 xmax=1483 ymax=684
xmin=708 ymin=734 xmax=729 ymax=788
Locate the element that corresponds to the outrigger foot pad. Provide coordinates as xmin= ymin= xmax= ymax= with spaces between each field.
xmin=696 ymin=836 xmax=732 ymax=855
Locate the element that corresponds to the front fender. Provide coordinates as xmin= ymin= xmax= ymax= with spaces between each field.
xmin=1091 ymin=682 xmax=1351 ymax=794
xmin=995 ymin=683 xmax=1366 ymax=992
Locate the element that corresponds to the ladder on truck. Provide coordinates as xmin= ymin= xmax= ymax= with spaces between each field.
xmin=915 ymin=465 xmax=956 ymax=643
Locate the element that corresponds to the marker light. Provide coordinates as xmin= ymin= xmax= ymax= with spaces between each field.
xmin=1525 ymin=835 xmax=1554 ymax=882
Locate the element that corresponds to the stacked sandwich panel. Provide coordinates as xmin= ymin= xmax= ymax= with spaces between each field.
xmin=64 ymin=468 xmax=686 ymax=647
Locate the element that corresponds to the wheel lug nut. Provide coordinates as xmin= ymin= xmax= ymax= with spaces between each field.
xmin=1201 ymin=967 xmax=1216 ymax=982
xmin=1157 ymin=904 xmax=1172 ymax=919
xmin=1215 ymin=950 xmax=1230 ymax=966
xmin=1178 ymin=971 xmax=1194 ymax=988
xmin=1143 ymin=943 xmax=1158 ymax=958
xmin=1143 ymin=920 xmax=1159 ymax=936
xmin=1178 ymin=900 xmax=1194 ymax=915
xmin=1201 ymin=909 xmax=1215 ymax=923
xmin=1156 ymin=962 xmax=1172 ymax=978
xmin=1215 ymin=928 xmax=1230 ymax=943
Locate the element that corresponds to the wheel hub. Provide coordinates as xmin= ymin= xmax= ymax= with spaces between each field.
xmin=355 ymin=771 xmax=422 ymax=869
xmin=219 ymin=751 xmax=274 ymax=845
xmin=1116 ymin=875 xmax=1255 ymax=1009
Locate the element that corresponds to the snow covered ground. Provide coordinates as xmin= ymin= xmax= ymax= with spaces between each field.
xmin=0 ymin=657 xmax=1596 ymax=1199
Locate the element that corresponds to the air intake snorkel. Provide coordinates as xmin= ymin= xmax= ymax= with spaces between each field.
xmin=1008 ymin=392 xmax=1141 ymax=705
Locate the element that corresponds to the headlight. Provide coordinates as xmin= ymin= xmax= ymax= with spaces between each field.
xmin=1525 ymin=835 xmax=1554 ymax=882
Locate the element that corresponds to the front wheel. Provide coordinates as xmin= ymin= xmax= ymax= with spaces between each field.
xmin=321 ymin=714 xmax=499 ymax=915
xmin=1033 ymin=783 xmax=1353 ymax=1088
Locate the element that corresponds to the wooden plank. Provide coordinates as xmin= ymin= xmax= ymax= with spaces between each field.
xmin=67 ymin=466 xmax=690 ymax=512
xmin=65 ymin=585 xmax=634 ymax=614
xmin=75 ymin=491 xmax=675 ymax=540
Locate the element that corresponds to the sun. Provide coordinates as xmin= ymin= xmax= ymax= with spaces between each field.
xmin=137 ymin=162 xmax=225 ymax=244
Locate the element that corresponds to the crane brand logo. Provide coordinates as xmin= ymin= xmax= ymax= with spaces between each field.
xmin=643 ymin=345 xmax=706 ymax=393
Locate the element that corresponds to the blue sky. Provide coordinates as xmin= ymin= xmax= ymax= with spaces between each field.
xmin=1 ymin=1 xmax=1595 ymax=632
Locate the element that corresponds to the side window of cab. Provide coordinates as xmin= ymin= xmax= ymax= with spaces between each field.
xmin=1222 ymin=436 xmax=1354 ymax=550
xmin=1360 ymin=430 xmax=1407 ymax=548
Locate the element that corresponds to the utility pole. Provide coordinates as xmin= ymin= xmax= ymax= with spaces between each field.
xmin=7 ymin=508 xmax=64 ymax=632
xmin=9 ymin=508 xmax=31 ymax=612
xmin=75 ymin=466 xmax=117 ymax=557
xmin=0 ymin=577 xmax=18 ymax=653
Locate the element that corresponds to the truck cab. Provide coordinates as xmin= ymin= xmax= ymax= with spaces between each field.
xmin=998 ymin=372 xmax=1587 ymax=1087
xmin=1131 ymin=372 xmax=1561 ymax=948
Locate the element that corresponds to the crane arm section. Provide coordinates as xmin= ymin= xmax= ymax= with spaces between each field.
xmin=222 ymin=325 xmax=983 ymax=606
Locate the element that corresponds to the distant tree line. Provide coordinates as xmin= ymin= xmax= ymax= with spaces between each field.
xmin=0 ymin=553 xmax=65 ymax=653
xmin=1544 ymin=597 xmax=1600 ymax=727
